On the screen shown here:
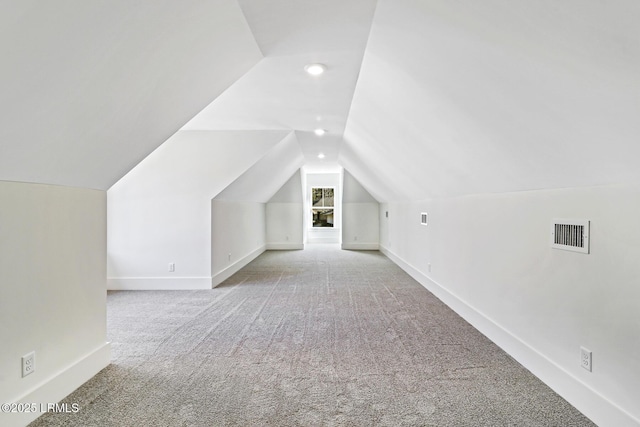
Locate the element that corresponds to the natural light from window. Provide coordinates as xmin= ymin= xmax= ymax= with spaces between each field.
xmin=311 ymin=187 xmax=334 ymax=227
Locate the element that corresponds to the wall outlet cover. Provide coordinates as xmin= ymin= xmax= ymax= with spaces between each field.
xmin=581 ymin=347 xmax=592 ymax=372
xmin=22 ymin=351 xmax=35 ymax=377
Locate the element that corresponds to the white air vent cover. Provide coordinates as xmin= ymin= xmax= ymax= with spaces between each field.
xmin=551 ymin=219 xmax=590 ymax=254
xmin=420 ymin=212 xmax=428 ymax=225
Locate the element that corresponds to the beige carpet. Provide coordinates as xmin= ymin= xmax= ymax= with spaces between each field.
xmin=31 ymin=245 xmax=594 ymax=426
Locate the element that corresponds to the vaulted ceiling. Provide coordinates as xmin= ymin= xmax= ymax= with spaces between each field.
xmin=2 ymin=0 xmax=640 ymax=202
xmin=182 ymin=0 xmax=377 ymax=177
xmin=0 ymin=0 xmax=261 ymax=190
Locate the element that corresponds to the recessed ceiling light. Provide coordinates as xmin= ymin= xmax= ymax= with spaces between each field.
xmin=314 ymin=129 xmax=326 ymax=136
xmin=318 ymin=153 xmax=325 ymax=159
xmin=304 ymin=63 xmax=326 ymax=76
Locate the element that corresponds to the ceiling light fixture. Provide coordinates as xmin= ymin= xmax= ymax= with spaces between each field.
xmin=314 ymin=128 xmax=326 ymax=136
xmin=304 ymin=63 xmax=326 ymax=76
xmin=318 ymin=153 xmax=326 ymax=159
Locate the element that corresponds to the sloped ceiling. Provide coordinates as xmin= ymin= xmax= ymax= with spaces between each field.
xmin=214 ymin=132 xmax=305 ymax=202
xmin=268 ymin=170 xmax=303 ymax=204
xmin=183 ymin=0 xmax=377 ymax=170
xmin=109 ymin=130 xmax=291 ymax=200
xmin=4 ymin=1 xmax=639 ymax=201
xmin=0 ymin=0 xmax=261 ymax=190
xmin=343 ymin=170 xmax=378 ymax=204
xmin=342 ymin=0 xmax=640 ymax=202
xmin=107 ymin=130 xmax=289 ymax=278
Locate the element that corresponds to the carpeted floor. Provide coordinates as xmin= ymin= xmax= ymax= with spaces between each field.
xmin=31 ymin=245 xmax=595 ymax=426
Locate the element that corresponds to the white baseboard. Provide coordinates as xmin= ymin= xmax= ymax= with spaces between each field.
xmin=379 ymin=245 xmax=640 ymax=427
xmin=1 ymin=343 xmax=111 ymax=427
xmin=107 ymin=277 xmax=211 ymax=290
xmin=266 ymin=243 xmax=304 ymax=250
xmin=341 ymin=242 xmax=379 ymax=250
xmin=212 ymin=245 xmax=266 ymax=288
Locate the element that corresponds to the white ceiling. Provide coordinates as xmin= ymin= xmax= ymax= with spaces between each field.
xmin=183 ymin=0 xmax=378 ymax=169
xmin=214 ymin=131 xmax=305 ymax=202
xmin=343 ymin=0 xmax=640 ymax=201
xmin=3 ymin=0 xmax=640 ymax=201
xmin=0 ymin=0 xmax=261 ymax=190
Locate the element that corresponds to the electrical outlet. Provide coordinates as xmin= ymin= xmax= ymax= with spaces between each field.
xmin=581 ymin=347 xmax=592 ymax=372
xmin=428 ymin=263 xmax=432 ymax=273
xmin=22 ymin=352 xmax=35 ymax=377
xmin=168 ymin=263 xmax=175 ymax=272
xmin=228 ymin=253 xmax=231 ymax=261
xmin=354 ymin=236 xmax=358 ymax=241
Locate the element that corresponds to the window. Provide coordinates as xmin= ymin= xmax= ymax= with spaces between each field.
xmin=312 ymin=187 xmax=334 ymax=227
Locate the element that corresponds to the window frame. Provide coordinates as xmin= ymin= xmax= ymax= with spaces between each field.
xmin=311 ymin=187 xmax=335 ymax=228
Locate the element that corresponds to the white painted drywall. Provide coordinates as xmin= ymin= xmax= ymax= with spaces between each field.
xmin=182 ymin=0 xmax=378 ymax=168
xmin=266 ymin=204 xmax=304 ymax=250
xmin=342 ymin=169 xmax=379 ymax=204
xmin=269 ymin=170 xmax=304 ymax=204
xmin=214 ymin=132 xmax=304 ymax=203
xmin=211 ymin=200 xmax=266 ymax=286
xmin=305 ymin=171 xmax=341 ymax=244
xmin=342 ymin=204 xmax=379 ymax=250
xmin=381 ymin=185 xmax=640 ymax=426
xmin=342 ymin=170 xmax=379 ymax=249
xmin=210 ymin=134 xmax=304 ymax=281
xmin=0 ymin=181 xmax=109 ymax=427
xmin=266 ymin=170 xmax=304 ymax=249
xmin=344 ymin=0 xmax=640 ymax=201
xmin=0 ymin=0 xmax=262 ymax=190
xmin=107 ymin=130 xmax=287 ymax=290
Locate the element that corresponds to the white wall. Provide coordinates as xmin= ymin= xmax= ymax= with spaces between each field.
xmin=211 ymin=133 xmax=303 ymax=275
xmin=342 ymin=204 xmax=379 ymax=250
xmin=266 ymin=203 xmax=304 ymax=250
xmin=266 ymin=170 xmax=304 ymax=250
xmin=380 ymin=184 xmax=640 ymax=427
xmin=211 ymin=200 xmax=266 ymax=286
xmin=0 ymin=181 xmax=110 ymax=427
xmin=213 ymin=133 xmax=304 ymax=203
xmin=305 ymin=171 xmax=341 ymax=244
xmin=107 ymin=130 xmax=287 ymax=290
xmin=342 ymin=170 xmax=379 ymax=250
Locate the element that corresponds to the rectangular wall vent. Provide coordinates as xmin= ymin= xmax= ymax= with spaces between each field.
xmin=551 ymin=219 xmax=590 ymax=254
xmin=420 ymin=212 xmax=428 ymax=226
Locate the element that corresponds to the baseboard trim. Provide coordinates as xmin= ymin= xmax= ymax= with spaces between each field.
xmin=212 ymin=245 xmax=266 ymax=288
xmin=341 ymin=243 xmax=379 ymax=250
xmin=379 ymin=244 xmax=639 ymax=427
xmin=107 ymin=277 xmax=211 ymax=290
xmin=266 ymin=243 xmax=304 ymax=250
xmin=2 ymin=343 xmax=111 ymax=427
